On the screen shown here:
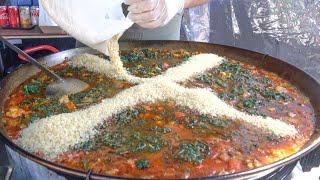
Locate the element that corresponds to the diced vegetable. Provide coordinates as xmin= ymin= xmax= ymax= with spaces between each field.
xmin=175 ymin=112 xmax=185 ymax=119
xmin=5 ymin=106 xmax=25 ymax=118
xmin=65 ymin=101 xmax=76 ymax=111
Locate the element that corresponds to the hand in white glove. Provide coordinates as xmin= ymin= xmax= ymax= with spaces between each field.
xmin=125 ymin=0 xmax=185 ymax=29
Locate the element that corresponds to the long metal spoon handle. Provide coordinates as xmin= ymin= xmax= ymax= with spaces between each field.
xmin=0 ymin=36 xmax=64 ymax=82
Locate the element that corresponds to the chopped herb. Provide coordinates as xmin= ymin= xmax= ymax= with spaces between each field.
xmin=23 ymin=80 xmax=42 ymax=94
xmin=174 ymin=140 xmax=211 ymax=164
xmin=242 ymin=98 xmax=262 ymax=109
xmin=70 ymin=84 xmax=108 ymax=106
xmin=258 ymin=77 xmax=270 ymax=84
xmin=142 ymin=48 xmax=157 ymax=59
xmin=196 ymin=61 xmax=292 ymax=115
xmin=145 ymin=136 xmax=163 ymax=152
xmin=208 ymin=118 xmax=230 ymax=127
xmin=186 ymin=119 xmax=200 ymax=129
xmin=151 ymin=126 xmax=172 ymax=134
xmin=197 ymin=74 xmax=212 ymax=84
xmin=215 ymin=79 xmax=227 ymax=87
xmin=135 ymin=142 xmax=147 ymax=151
xmin=33 ymin=100 xmax=69 ymax=117
xmin=135 ymin=159 xmax=150 ymax=169
xmin=114 ymin=108 xmax=139 ymax=125
xmin=29 ymin=113 xmax=41 ymax=123
xmin=122 ymin=49 xmax=197 ymax=77
xmin=261 ymin=88 xmax=291 ymax=101
xmin=104 ymin=132 xmax=123 ymax=147
xmin=74 ymin=140 xmax=93 ymax=150
xmin=218 ymin=92 xmax=236 ymax=100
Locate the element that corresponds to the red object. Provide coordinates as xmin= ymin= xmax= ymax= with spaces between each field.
xmin=0 ymin=6 xmax=9 ymax=27
xmin=18 ymin=45 xmax=60 ymax=62
xmin=8 ymin=6 xmax=20 ymax=28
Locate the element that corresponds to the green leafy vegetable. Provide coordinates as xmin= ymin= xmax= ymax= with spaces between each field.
xmin=135 ymin=159 xmax=150 ymax=169
xmin=23 ymin=80 xmax=42 ymax=94
xmin=114 ymin=108 xmax=139 ymax=125
xmin=208 ymin=118 xmax=230 ymax=127
xmin=29 ymin=113 xmax=41 ymax=123
xmin=74 ymin=140 xmax=94 ymax=150
xmin=104 ymin=132 xmax=124 ymax=148
xmin=151 ymin=126 xmax=172 ymax=134
xmin=174 ymin=140 xmax=211 ymax=164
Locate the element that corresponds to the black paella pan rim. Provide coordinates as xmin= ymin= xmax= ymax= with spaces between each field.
xmin=0 ymin=40 xmax=319 ymax=179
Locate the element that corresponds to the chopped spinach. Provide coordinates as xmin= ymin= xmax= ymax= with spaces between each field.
xmin=23 ymin=80 xmax=42 ymax=94
xmin=185 ymin=114 xmax=230 ymax=130
xmin=197 ymin=74 xmax=212 ymax=84
xmin=135 ymin=142 xmax=147 ymax=151
xmin=196 ymin=61 xmax=292 ymax=115
xmin=215 ymin=79 xmax=227 ymax=87
xmin=218 ymin=92 xmax=236 ymax=100
xmin=113 ymin=108 xmax=139 ymax=125
xmin=144 ymin=136 xmax=164 ymax=152
xmin=208 ymin=118 xmax=230 ymax=127
xmin=32 ymin=100 xmax=69 ymax=117
xmin=74 ymin=140 xmax=94 ymax=150
xmin=122 ymin=48 xmax=196 ymax=77
xmin=104 ymin=132 xmax=124 ymax=148
xmin=242 ymin=98 xmax=262 ymax=109
xmin=70 ymin=84 xmax=108 ymax=106
xmin=101 ymin=114 xmax=165 ymax=153
xmin=29 ymin=113 xmax=41 ymax=123
xmin=135 ymin=159 xmax=150 ymax=169
xmin=260 ymin=88 xmax=291 ymax=101
xmin=151 ymin=126 xmax=172 ymax=134
xmin=121 ymin=51 xmax=144 ymax=62
xmin=174 ymin=140 xmax=211 ymax=164
xmin=186 ymin=118 xmax=208 ymax=129
xmin=132 ymin=133 xmax=164 ymax=153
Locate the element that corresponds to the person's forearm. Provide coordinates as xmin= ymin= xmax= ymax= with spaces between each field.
xmin=184 ymin=0 xmax=209 ymax=8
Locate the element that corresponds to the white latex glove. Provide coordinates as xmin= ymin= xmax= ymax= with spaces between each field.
xmin=125 ymin=0 xmax=185 ymax=29
xmin=40 ymin=0 xmax=133 ymax=55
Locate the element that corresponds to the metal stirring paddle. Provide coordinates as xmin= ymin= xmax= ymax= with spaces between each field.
xmin=0 ymin=36 xmax=89 ymax=97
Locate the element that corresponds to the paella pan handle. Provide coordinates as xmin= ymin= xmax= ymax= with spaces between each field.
xmin=18 ymin=45 xmax=60 ymax=62
xmin=0 ymin=36 xmax=64 ymax=82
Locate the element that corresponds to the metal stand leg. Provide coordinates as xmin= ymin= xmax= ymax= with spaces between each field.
xmin=0 ymin=143 xmax=13 ymax=180
xmin=0 ymin=53 xmax=4 ymax=78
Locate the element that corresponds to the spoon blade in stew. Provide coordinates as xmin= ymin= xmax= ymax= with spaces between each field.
xmin=0 ymin=36 xmax=89 ymax=97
